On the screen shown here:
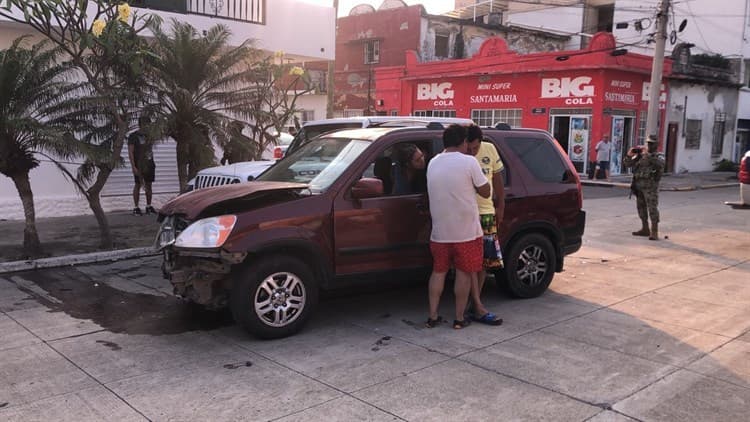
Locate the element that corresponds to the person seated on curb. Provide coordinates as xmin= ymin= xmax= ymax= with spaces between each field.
xmin=425 ymin=124 xmax=491 ymax=330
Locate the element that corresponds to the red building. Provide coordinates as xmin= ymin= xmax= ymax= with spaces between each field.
xmin=333 ymin=4 xmax=424 ymax=115
xmin=375 ymin=32 xmax=672 ymax=176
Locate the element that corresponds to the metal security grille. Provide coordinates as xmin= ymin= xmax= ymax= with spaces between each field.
xmin=712 ymin=113 xmax=726 ymax=156
xmin=471 ymin=109 xmax=522 ymax=128
xmin=685 ymin=119 xmax=702 ymax=150
xmin=194 ymin=175 xmax=240 ymax=189
xmin=188 ymin=0 xmax=265 ymax=24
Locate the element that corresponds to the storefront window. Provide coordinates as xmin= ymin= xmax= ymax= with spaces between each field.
xmin=413 ymin=110 xmax=456 ymax=118
xmin=471 ymin=109 xmax=522 ymax=128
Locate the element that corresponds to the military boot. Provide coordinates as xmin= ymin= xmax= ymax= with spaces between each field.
xmin=632 ymin=219 xmax=650 ymax=236
xmin=649 ymin=222 xmax=659 ymax=241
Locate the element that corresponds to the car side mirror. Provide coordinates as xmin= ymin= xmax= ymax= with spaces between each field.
xmin=351 ymin=178 xmax=384 ymax=200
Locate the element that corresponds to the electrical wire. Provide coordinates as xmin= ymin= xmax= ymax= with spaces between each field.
xmin=681 ymin=1 xmax=715 ymax=53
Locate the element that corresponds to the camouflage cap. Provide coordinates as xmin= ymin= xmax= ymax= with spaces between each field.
xmin=646 ymin=135 xmax=658 ymax=144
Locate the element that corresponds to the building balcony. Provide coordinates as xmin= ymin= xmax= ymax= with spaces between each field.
xmin=0 ymin=0 xmax=334 ymax=62
xmin=132 ymin=0 xmax=265 ymax=25
xmin=135 ymin=0 xmax=334 ymax=61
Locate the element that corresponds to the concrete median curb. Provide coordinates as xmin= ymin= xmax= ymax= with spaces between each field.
xmin=582 ymin=180 xmax=737 ymax=191
xmin=0 ymin=246 xmax=159 ymax=275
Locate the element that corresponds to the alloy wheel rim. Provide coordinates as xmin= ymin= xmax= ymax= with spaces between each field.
xmin=254 ymin=272 xmax=306 ymax=327
xmin=515 ymin=245 xmax=548 ymax=287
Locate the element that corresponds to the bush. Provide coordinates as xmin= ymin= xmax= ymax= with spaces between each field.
xmin=713 ymin=159 xmax=738 ymax=172
xmin=692 ymin=54 xmax=731 ymax=70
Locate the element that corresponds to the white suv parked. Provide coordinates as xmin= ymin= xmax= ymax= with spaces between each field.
xmin=186 ymin=116 xmax=474 ymax=191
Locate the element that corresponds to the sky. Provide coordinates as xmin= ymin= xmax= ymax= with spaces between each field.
xmin=301 ymin=0 xmax=456 ymax=17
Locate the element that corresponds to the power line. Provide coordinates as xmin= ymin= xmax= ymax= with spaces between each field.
xmin=681 ymin=1 xmax=715 ymax=54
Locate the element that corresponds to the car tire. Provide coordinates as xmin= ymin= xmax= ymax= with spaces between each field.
xmin=493 ymin=233 xmax=556 ymax=298
xmin=230 ymin=255 xmax=318 ymax=339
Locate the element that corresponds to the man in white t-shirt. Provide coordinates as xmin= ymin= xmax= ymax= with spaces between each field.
xmin=425 ymin=124 xmax=491 ymax=330
xmin=595 ymin=134 xmax=612 ymax=181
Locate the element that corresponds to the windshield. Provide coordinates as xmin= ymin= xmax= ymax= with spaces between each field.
xmin=257 ymin=137 xmax=371 ymax=193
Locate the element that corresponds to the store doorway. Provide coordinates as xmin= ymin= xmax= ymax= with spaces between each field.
xmin=610 ymin=116 xmax=634 ymax=175
xmin=552 ymin=114 xmax=590 ymax=174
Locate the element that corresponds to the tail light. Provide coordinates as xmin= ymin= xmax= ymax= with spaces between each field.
xmin=273 ymin=147 xmax=283 ymax=160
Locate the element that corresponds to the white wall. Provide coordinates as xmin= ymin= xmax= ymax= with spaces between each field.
xmin=505 ymin=5 xmax=584 ymax=50
xmin=293 ymin=94 xmax=328 ymax=125
xmin=668 ymin=84 xmax=738 ymax=173
xmin=740 ymin=90 xmax=750 ymax=120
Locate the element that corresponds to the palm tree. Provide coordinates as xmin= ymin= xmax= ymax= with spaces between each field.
xmin=147 ymin=21 xmax=257 ymax=192
xmin=0 ymin=38 xmax=76 ymax=257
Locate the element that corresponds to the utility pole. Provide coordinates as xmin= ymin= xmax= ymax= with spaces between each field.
xmin=644 ymin=0 xmax=670 ymax=142
xmin=326 ymin=0 xmax=338 ymax=118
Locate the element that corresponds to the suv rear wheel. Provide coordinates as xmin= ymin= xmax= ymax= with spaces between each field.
xmin=494 ymin=233 xmax=556 ymax=298
xmin=230 ymin=255 xmax=318 ymax=339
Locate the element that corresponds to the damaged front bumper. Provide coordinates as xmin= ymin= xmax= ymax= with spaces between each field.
xmin=157 ymin=216 xmax=246 ymax=309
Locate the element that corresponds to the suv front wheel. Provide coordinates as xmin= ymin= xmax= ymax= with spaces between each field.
xmin=494 ymin=233 xmax=557 ymax=298
xmin=230 ymin=255 xmax=319 ymax=339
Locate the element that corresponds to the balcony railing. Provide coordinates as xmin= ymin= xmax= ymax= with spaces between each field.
xmin=131 ymin=0 xmax=265 ymax=24
xmin=188 ymin=0 xmax=264 ymax=24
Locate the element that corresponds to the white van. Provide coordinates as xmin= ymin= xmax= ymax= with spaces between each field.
xmin=186 ymin=116 xmax=474 ymax=191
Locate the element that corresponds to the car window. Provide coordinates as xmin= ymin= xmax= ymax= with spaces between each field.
xmin=504 ymin=137 xmax=568 ymax=183
xmin=288 ymin=123 xmax=364 ymax=154
xmin=258 ymin=137 xmax=371 ymax=193
xmin=360 ymin=140 xmax=432 ymax=197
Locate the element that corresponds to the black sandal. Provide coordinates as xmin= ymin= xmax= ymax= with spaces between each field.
xmin=425 ymin=316 xmax=443 ymax=328
xmin=453 ymin=319 xmax=471 ymax=330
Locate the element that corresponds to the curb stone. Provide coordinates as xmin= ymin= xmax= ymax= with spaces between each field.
xmin=581 ymin=181 xmax=737 ymax=191
xmin=0 ymin=247 xmax=159 ymax=275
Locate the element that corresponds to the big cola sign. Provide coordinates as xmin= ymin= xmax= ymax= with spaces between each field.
xmin=416 ymin=82 xmax=455 ymax=106
xmin=541 ymin=76 xmax=595 ymax=105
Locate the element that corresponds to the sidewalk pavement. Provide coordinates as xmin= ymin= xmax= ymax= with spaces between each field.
xmin=0 ymin=171 xmax=740 ymax=271
xmin=581 ymin=171 xmax=738 ymax=191
xmin=0 ymin=211 xmax=160 ymax=269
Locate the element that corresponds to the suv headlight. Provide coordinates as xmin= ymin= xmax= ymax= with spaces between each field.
xmin=175 ymin=215 xmax=237 ymax=248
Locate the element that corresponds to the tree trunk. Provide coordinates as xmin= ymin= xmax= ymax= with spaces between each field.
xmin=87 ymin=188 xmax=113 ymax=249
xmin=84 ymin=118 xmax=128 ymax=250
xmin=176 ymin=139 xmax=190 ymax=193
xmin=10 ymin=172 xmax=43 ymax=258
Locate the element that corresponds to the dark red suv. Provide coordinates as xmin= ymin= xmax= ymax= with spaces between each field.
xmin=156 ymin=125 xmax=585 ymax=338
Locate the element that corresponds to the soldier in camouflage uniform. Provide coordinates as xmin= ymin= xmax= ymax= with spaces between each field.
xmin=623 ymin=136 xmax=664 ymax=240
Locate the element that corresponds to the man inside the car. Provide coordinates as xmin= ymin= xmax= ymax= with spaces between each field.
xmin=425 ymin=124 xmax=491 ymax=330
xmin=465 ymin=124 xmax=504 ymax=326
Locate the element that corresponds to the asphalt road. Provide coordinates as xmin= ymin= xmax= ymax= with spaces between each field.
xmin=1 ymin=186 xmax=748 ymax=421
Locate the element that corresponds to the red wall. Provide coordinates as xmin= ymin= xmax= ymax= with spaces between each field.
xmin=334 ymin=5 xmax=424 ymax=112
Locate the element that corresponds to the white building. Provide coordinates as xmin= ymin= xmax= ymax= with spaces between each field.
xmin=0 ymin=0 xmax=335 ymax=219
xmin=453 ymin=0 xmax=750 ymax=172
